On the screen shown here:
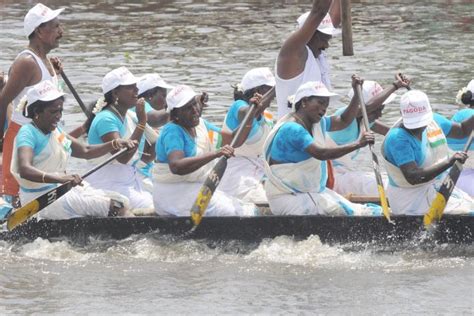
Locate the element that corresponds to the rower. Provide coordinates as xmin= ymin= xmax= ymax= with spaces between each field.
xmin=326 ymin=74 xmax=410 ymax=196
xmin=87 ymin=67 xmax=154 ymax=210
xmin=381 ymin=90 xmax=474 ymax=215
xmin=11 ymin=81 xmax=136 ymax=219
xmin=275 ymin=0 xmax=341 ymax=118
xmin=263 ymin=78 xmax=382 ymax=216
xmin=218 ymin=67 xmax=276 ymax=204
xmin=0 ymin=3 xmax=65 ymax=208
xmin=448 ymin=79 xmax=474 ymax=196
xmin=152 ymin=85 xmax=261 ymax=217
xmin=127 ymin=73 xmax=174 ymax=191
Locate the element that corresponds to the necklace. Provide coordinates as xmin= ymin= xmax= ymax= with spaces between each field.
xmin=108 ymin=104 xmax=125 ymax=122
xmin=292 ymin=113 xmax=311 ymax=133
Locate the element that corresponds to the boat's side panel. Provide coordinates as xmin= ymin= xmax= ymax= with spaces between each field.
xmin=1 ymin=215 xmax=473 ymax=244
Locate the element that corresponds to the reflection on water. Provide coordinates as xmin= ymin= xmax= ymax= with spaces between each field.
xmin=1 ymin=0 xmax=473 ymax=314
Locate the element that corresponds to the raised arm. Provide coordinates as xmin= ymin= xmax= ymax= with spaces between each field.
xmin=446 ymin=115 xmax=474 ymax=139
xmin=329 ymin=74 xmax=362 ymax=131
xmin=329 ymin=0 xmax=341 ymax=27
xmin=277 ymin=0 xmax=332 ymax=80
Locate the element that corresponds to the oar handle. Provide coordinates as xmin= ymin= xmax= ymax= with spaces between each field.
xmin=82 ymin=147 xmax=128 ymax=178
xmin=60 ymin=71 xmax=92 ymax=119
xmin=355 ymin=84 xmax=371 ymax=133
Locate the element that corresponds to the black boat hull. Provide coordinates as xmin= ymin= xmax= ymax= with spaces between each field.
xmin=1 ymin=215 xmax=473 ymax=245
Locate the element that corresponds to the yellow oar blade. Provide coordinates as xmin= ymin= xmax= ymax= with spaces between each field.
xmin=377 ymin=185 xmax=391 ymax=222
xmin=7 ymin=200 xmax=40 ymax=231
xmin=190 ymin=186 xmax=213 ymax=226
xmin=424 ymin=193 xmax=447 ymax=228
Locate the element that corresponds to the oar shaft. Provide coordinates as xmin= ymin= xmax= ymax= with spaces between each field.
xmin=82 ymin=147 xmax=128 ymax=178
xmin=229 ymin=103 xmax=257 ymax=148
xmin=60 ymin=71 xmax=92 ymax=119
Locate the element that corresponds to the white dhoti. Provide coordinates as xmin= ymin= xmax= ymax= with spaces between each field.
xmin=152 ymin=181 xmax=258 ymax=217
xmin=87 ymin=164 xmax=153 ymax=209
xmin=19 ymin=181 xmax=129 ymax=220
xmin=218 ymin=157 xmax=267 ymax=204
xmin=333 ymin=168 xmax=388 ymax=197
xmin=387 ymin=180 xmax=473 ymax=216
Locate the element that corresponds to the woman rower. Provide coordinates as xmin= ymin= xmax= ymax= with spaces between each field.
xmin=11 ymin=80 xmax=135 ymax=219
xmin=152 ymin=84 xmax=261 ymax=217
xmin=326 ymin=75 xmax=409 ymax=196
xmin=381 ymin=90 xmax=473 ymax=215
xmin=87 ymin=67 xmax=154 ymax=210
xmin=263 ymin=78 xmax=382 ymax=216
xmin=219 ymin=67 xmax=276 ymax=203
xmin=448 ymin=79 xmax=474 ymax=196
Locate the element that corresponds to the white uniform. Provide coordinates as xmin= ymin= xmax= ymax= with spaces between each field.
xmin=11 ymin=49 xmax=59 ymax=126
xmin=263 ymin=115 xmax=381 ymax=216
xmin=382 ymin=119 xmax=473 ymax=215
xmin=11 ymin=126 xmax=126 ymax=219
xmin=152 ymin=119 xmax=258 ymax=217
xmin=275 ymin=47 xmax=331 ymax=118
xmin=218 ymin=111 xmax=273 ymax=204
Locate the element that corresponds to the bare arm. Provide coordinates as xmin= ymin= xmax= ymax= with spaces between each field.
xmin=167 ymin=145 xmax=234 ymax=175
xmin=400 ymin=152 xmax=468 ymax=185
xmin=370 ymin=120 xmax=390 ymax=136
xmin=0 ymin=57 xmax=39 ymax=139
xmin=146 ymin=109 xmax=169 ymax=128
xmin=17 ymin=146 xmax=80 ymax=185
xmin=446 ymin=115 xmax=474 ymax=139
xmin=329 ymin=75 xmax=362 ymax=131
xmin=305 ymin=131 xmax=374 ymax=160
xmin=69 ymin=135 xmax=135 ymax=160
xmin=277 ymin=0 xmax=332 ymax=80
xmin=329 ymin=0 xmax=341 ymax=27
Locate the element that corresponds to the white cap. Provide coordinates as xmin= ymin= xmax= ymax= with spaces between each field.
xmin=24 ymin=3 xmax=64 ymax=38
xmin=347 ymin=80 xmax=396 ymax=105
xmin=102 ymin=67 xmax=138 ymax=94
xmin=137 ymin=73 xmax=173 ymax=96
xmin=26 ymin=80 xmax=65 ymax=115
xmin=294 ymin=81 xmax=338 ymax=105
xmin=166 ymin=85 xmax=199 ymax=112
xmin=467 ymin=79 xmax=474 ymax=93
xmin=400 ymin=90 xmax=433 ymax=129
xmin=240 ymin=67 xmax=276 ymax=92
xmin=296 ymin=12 xmax=341 ymax=36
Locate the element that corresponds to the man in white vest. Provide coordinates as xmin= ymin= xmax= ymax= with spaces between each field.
xmin=275 ymin=0 xmax=341 ymax=119
xmin=0 ymin=3 xmax=64 ymax=205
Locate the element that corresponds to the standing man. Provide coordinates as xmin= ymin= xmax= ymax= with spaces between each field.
xmin=0 ymin=3 xmax=64 ymax=206
xmin=275 ymin=0 xmax=341 ymax=118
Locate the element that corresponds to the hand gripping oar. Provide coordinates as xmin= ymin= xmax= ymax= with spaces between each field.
xmin=6 ymin=147 xmax=128 ymax=231
xmin=60 ymin=71 xmax=92 ymax=119
xmin=424 ymin=130 xmax=473 ymax=228
xmin=356 ymin=84 xmax=392 ymax=222
xmin=190 ymin=103 xmax=258 ymax=227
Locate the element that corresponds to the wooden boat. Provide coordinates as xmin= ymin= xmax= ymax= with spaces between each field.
xmin=1 ymin=213 xmax=472 ymax=245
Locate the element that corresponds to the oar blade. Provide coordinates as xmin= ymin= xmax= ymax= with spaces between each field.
xmin=424 ymin=161 xmax=462 ymax=228
xmin=377 ymin=184 xmax=391 ymax=221
xmin=7 ymin=200 xmax=40 ymax=231
xmin=190 ymin=157 xmax=228 ymax=226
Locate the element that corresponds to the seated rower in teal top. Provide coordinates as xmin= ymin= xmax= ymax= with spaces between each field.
xmin=13 ymin=80 xmax=136 ymax=220
xmin=326 ymin=74 xmax=410 ymax=196
xmin=381 ymin=89 xmax=473 ymax=215
xmin=219 ymin=67 xmax=276 ymax=203
xmin=87 ymin=67 xmax=154 ymax=211
xmin=263 ymin=77 xmax=382 ymax=216
xmin=152 ymin=84 xmax=265 ymax=217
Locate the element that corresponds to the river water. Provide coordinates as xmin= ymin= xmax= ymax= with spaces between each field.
xmin=1 ymin=0 xmax=473 ymax=314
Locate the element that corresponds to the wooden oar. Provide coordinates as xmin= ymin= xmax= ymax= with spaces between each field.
xmin=60 ymin=71 xmax=92 ymax=119
xmin=424 ymin=130 xmax=473 ymax=228
xmin=190 ymin=103 xmax=258 ymax=226
xmin=356 ymin=84 xmax=392 ymax=222
xmin=6 ymin=147 xmax=128 ymax=231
